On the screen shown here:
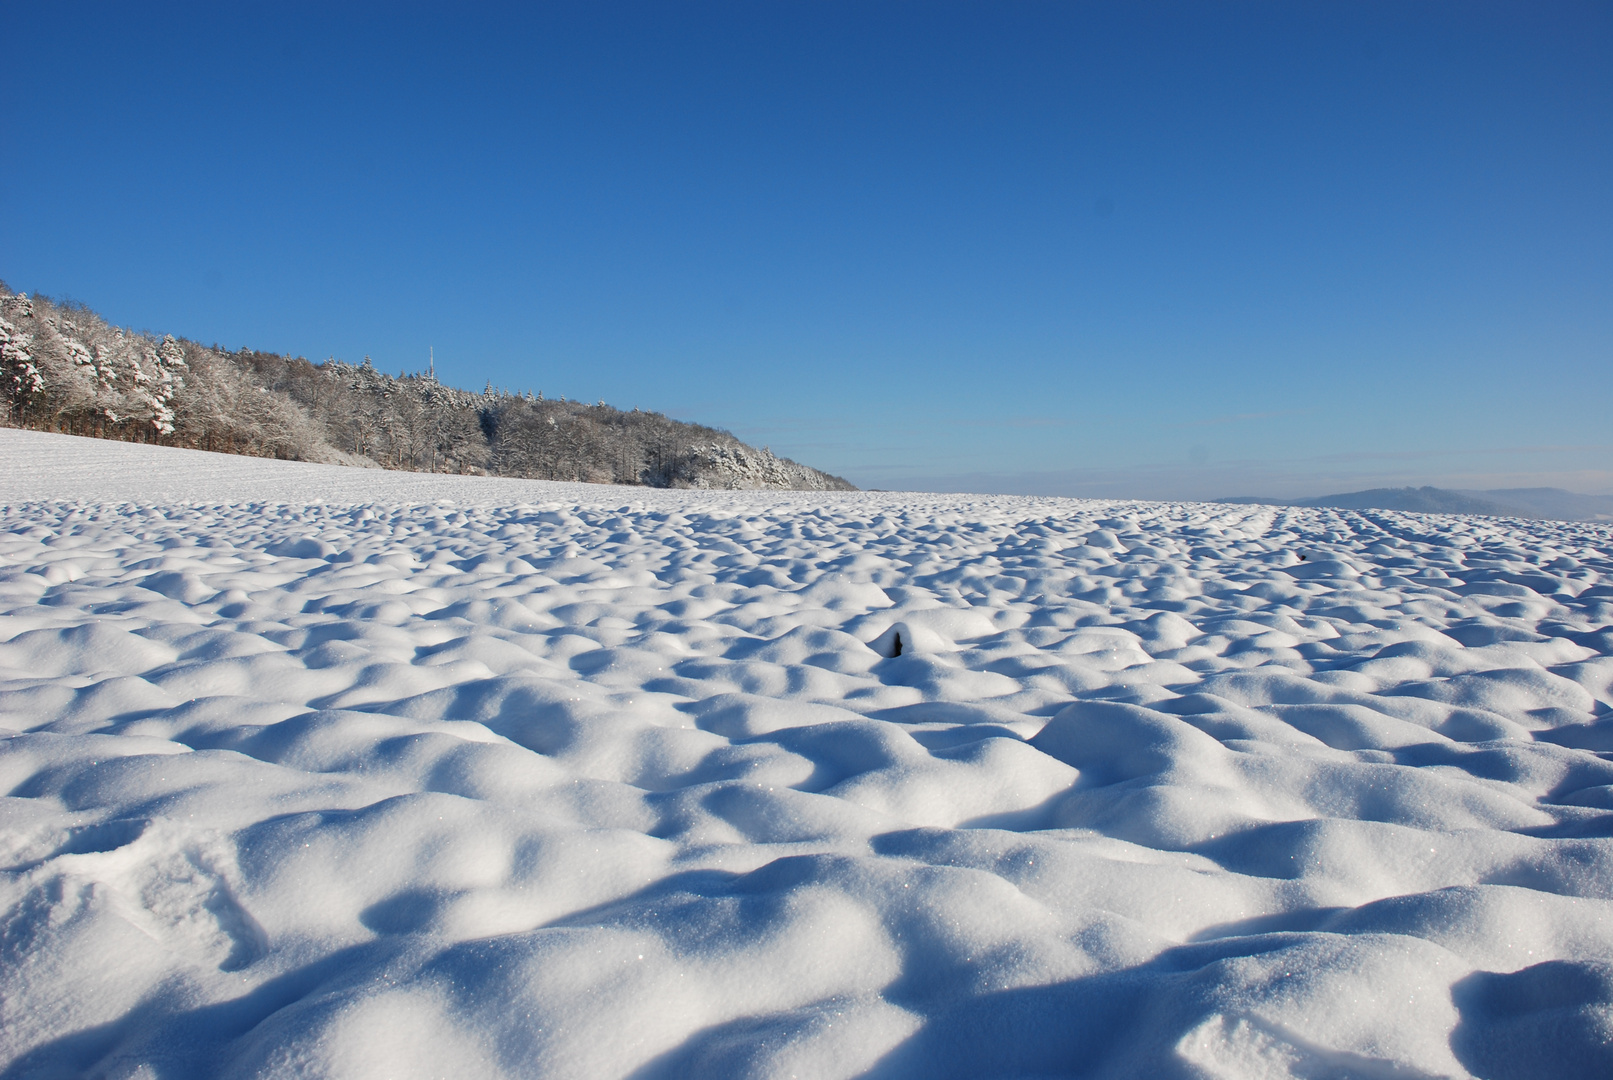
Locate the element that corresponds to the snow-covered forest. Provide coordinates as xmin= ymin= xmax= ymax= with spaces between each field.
xmin=0 ymin=287 xmax=853 ymax=491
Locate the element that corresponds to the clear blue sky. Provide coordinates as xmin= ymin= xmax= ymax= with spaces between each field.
xmin=4 ymin=2 xmax=1609 ymax=497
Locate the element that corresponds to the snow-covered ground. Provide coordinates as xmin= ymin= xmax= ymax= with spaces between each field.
xmin=3 ymin=427 xmax=1613 ymax=1080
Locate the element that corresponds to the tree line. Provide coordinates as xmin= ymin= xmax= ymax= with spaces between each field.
xmin=0 ymin=286 xmax=854 ymax=491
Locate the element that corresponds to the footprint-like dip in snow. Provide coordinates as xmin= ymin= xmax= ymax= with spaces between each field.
xmin=2 ymin=429 xmax=1612 ymax=1079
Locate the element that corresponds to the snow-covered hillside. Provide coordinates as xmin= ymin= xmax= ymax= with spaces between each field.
xmin=0 ymin=288 xmax=855 ymax=492
xmin=3 ymin=428 xmax=1612 ymax=1079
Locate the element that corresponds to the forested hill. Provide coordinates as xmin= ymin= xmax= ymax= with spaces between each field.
xmin=0 ymin=286 xmax=855 ymax=491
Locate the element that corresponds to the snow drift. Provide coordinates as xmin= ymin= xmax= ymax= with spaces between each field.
xmin=2 ymin=429 xmax=1611 ymax=1079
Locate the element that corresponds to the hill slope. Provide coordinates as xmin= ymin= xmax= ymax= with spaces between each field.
xmin=1220 ymin=484 xmax=1613 ymax=522
xmin=0 ymin=286 xmax=853 ymax=491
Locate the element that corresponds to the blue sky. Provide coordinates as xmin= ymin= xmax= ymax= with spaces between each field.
xmin=4 ymin=1 xmax=1609 ymax=497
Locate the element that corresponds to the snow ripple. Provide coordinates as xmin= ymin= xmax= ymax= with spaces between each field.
xmin=2 ymin=434 xmax=1613 ymax=1078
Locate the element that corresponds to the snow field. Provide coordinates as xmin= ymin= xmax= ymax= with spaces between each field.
xmin=2 ymin=431 xmax=1613 ymax=1078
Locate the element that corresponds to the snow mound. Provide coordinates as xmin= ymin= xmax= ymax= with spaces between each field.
xmin=2 ymin=428 xmax=1612 ymax=1078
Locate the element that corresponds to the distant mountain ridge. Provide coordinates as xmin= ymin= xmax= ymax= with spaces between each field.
xmin=1218 ymin=485 xmax=1613 ymax=522
xmin=0 ymin=285 xmax=854 ymax=491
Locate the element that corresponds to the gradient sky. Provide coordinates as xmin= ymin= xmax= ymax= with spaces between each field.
xmin=4 ymin=1 xmax=1609 ymax=497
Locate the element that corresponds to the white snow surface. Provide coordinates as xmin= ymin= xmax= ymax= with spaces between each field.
xmin=3 ymin=428 xmax=1613 ymax=1079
